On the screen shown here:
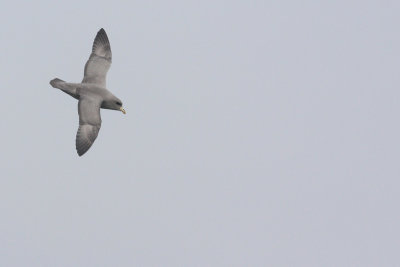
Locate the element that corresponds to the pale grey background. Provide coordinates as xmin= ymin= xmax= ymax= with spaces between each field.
xmin=0 ymin=0 xmax=399 ymax=266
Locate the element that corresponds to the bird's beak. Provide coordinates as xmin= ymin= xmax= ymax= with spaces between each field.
xmin=120 ymin=107 xmax=126 ymax=114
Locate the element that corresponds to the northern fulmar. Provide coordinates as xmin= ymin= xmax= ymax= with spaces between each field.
xmin=50 ymin=28 xmax=125 ymax=156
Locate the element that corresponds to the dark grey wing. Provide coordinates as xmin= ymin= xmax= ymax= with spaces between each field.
xmin=82 ymin=28 xmax=112 ymax=88
xmin=76 ymin=96 xmax=102 ymax=156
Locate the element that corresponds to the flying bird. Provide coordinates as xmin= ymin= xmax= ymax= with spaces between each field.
xmin=50 ymin=28 xmax=125 ymax=156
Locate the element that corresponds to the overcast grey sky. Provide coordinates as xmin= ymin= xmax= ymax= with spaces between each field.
xmin=0 ymin=0 xmax=399 ymax=266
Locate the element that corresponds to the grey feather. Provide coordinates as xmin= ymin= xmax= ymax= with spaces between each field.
xmin=76 ymin=97 xmax=102 ymax=156
xmin=82 ymin=28 xmax=112 ymax=88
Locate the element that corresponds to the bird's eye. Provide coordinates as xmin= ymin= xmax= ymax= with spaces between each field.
xmin=116 ymin=101 xmax=122 ymax=106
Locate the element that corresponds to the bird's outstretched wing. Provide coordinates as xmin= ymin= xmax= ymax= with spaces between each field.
xmin=82 ymin=28 xmax=112 ymax=88
xmin=76 ymin=96 xmax=102 ymax=156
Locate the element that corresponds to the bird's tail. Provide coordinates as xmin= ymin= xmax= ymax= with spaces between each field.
xmin=49 ymin=78 xmax=79 ymax=99
xmin=50 ymin=78 xmax=66 ymax=88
